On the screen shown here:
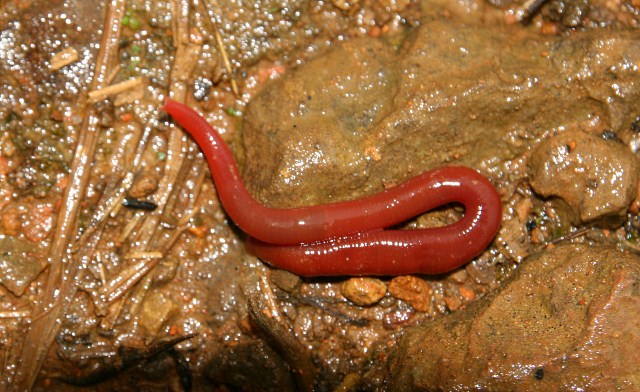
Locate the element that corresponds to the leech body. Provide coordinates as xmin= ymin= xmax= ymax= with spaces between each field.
xmin=162 ymin=98 xmax=502 ymax=276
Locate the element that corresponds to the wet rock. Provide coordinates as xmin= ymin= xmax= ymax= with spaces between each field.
xmin=529 ymin=131 xmax=640 ymax=226
xmin=21 ymin=202 xmax=55 ymax=242
xmin=340 ymin=277 xmax=387 ymax=306
xmin=495 ymin=218 xmax=531 ymax=261
xmin=383 ymin=244 xmax=640 ymax=390
xmin=205 ymin=340 xmax=297 ymax=391
xmin=242 ymin=18 xmax=640 ymax=210
xmin=242 ymin=38 xmax=398 ymax=206
xmin=388 ymin=276 xmax=432 ymax=312
xmin=0 ymin=236 xmax=47 ymax=296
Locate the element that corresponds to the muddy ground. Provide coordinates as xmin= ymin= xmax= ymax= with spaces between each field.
xmin=1 ymin=0 xmax=640 ymax=390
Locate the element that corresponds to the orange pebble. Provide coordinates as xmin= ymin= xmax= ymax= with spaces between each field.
xmin=458 ymin=286 xmax=476 ymax=301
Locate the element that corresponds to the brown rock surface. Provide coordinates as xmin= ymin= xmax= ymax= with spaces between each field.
xmin=384 ymin=244 xmax=640 ymax=390
xmin=242 ymin=18 xmax=640 ymax=208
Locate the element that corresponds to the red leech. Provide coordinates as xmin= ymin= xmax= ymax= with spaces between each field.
xmin=162 ymin=98 xmax=502 ymax=276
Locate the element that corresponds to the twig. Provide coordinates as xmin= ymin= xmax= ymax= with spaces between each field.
xmin=0 ymin=310 xmax=31 ymax=319
xmin=87 ymin=77 xmax=144 ymax=101
xmin=545 ymin=226 xmax=593 ymax=246
xmin=124 ymin=251 xmax=164 ymax=260
xmin=532 ymin=226 xmax=595 ymax=254
xmin=274 ymin=291 xmax=371 ymax=326
xmin=213 ymin=24 xmax=239 ymax=97
xmin=98 ymin=256 xmax=160 ymax=304
xmin=49 ymin=47 xmax=79 ymax=71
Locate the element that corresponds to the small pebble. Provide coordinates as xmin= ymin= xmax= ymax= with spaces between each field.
xmin=128 ymin=172 xmax=159 ymax=198
xmin=270 ymin=269 xmax=301 ymax=293
xmin=1 ymin=206 xmax=21 ymax=236
xmin=458 ymin=286 xmax=476 ymax=301
xmin=152 ymin=256 xmax=179 ymax=284
xmin=443 ymin=295 xmax=462 ymax=311
xmin=382 ymin=308 xmax=415 ymax=330
xmin=377 ymin=295 xmax=395 ymax=308
xmin=530 ymin=227 xmax=545 ymax=244
xmin=515 ymin=197 xmax=534 ymax=223
xmin=448 ymin=269 xmax=468 ymax=284
xmin=341 ymin=277 xmax=387 ymax=306
xmin=388 ymin=276 xmax=432 ymax=312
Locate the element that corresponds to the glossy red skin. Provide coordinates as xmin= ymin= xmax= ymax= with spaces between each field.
xmin=162 ymin=98 xmax=502 ymax=276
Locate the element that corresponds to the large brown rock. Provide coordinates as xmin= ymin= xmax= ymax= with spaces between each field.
xmin=384 ymin=244 xmax=640 ymax=390
xmin=529 ymin=131 xmax=640 ymax=226
xmin=241 ymin=18 xmax=640 ymax=208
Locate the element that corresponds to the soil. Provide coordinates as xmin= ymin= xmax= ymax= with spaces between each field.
xmin=0 ymin=0 xmax=639 ymax=391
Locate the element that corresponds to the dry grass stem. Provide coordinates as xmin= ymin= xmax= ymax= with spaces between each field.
xmin=87 ymin=77 xmax=145 ymax=101
xmin=105 ymin=63 xmax=122 ymax=85
xmin=14 ymin=0 xmax=231 ymax=387
xmin=0 ymin=310 xmax=31 ymax=319
xmin=122 ymin=0 xmax=201 ymax=258
xmin=98 ymin=256 xmax=160 ymax=304
xmin=204 ymin=0 xmax=240 ymax=97
xmin=124 ymin=251 xmax=164 ymax=260
xmin=213 ymin=24 xmax=239 ymax=97
xmin=100 ymin=294 xmax=129 ymax=330
xmin=49 ymin=47 xmax=79 ymax=71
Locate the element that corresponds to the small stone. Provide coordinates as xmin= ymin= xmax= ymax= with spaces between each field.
xmin=1 ymin=206 xmax=21 ymax=236
xmin=530 ymin=227 xmax=545 ymax=244
xmin=466 ymin=262 xmax=496 ymax=285
xmin=443 ymin=295 xmax=462 ymax=311
xmin=128 ymin=172 xmax=159 ymax=198
xmin=458 ymin=286 xmax=476 ymax=301
xmin=388 ymin=276 xmax=432 ymax=312
xmin=382 ymin=308 xmax=415 ymax=330
xmin=341 ymin=277 xmax=387 ymax=306
xmin=0 ymin=237 xmax=47 ymax=296
xmin=139 ymin=290 xmax=179 ymax=335
xmin=22 ymin=203 xmax=54 ymax=242
xmin=448 ymin=269 xmax=468 ymax=284
xmin=514 ymin=197 xmax=534 ymax=223
xmin=496 ymin=218 xmax=530 ymax=261
xmin=270 ymin=269 xmax=302 ymax=293
xmin=152 ymin=256 xmax=179 ymax=285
